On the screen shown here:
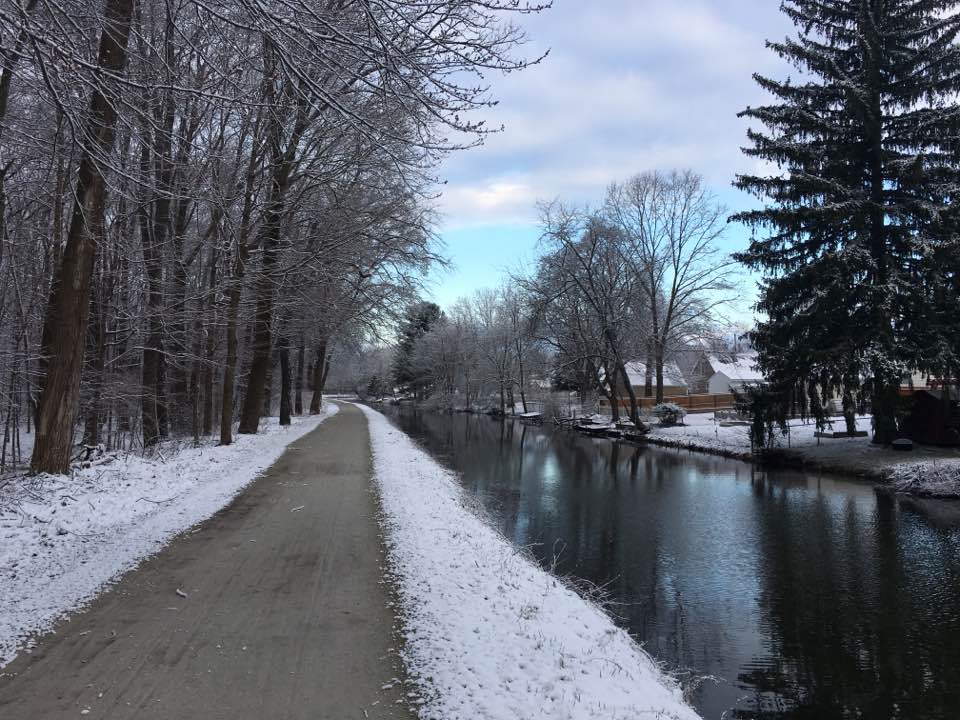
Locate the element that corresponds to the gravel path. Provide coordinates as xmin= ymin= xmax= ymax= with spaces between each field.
xmin=0 ymin=403 xmax=413 ymax=720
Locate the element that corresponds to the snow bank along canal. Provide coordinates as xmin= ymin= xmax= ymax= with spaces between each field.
xmin=383 ymin=406 xmax=960 ymax=720
xmin=362 ymin=404 xmax=696 ymax=720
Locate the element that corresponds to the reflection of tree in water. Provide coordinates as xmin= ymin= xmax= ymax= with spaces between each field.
xmin=741 ymin=474 xmax=960 ymax=719
xmin=399 ymin=408 xmax=757 ymax=712
xmin=385 ymin=407 xmax=960 ymax=720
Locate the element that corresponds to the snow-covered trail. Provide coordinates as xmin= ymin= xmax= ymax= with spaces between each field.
xmin=361 ymin=403 xmax=700 ymax=720
xmin=1 ymin=406 xmax=338 ymax=668
xmin=0 ymin=403 xmax=416 ymax=719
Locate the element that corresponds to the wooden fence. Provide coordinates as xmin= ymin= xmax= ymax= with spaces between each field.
xmin=604 ymin=393 xmax=737 ymax=414
xmin=597 ymin=386 xmax=940 ymax=417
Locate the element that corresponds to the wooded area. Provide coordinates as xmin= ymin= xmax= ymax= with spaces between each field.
xmin=346 ymin=169 xmax=737 ymax=426
xmin=0 ymin=0 xmax=546 ymax=473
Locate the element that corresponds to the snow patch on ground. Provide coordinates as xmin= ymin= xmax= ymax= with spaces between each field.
xmin=360 ymin=403 xmax=699 ymax=720
xmin=644 ymin=412 xmax=960 ymax=493
xmin=0 ymin=406 xmax=338 ymax=668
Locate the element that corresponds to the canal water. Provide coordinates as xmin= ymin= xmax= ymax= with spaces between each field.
xmin=383 ymin=406 xmax=960 ymax=720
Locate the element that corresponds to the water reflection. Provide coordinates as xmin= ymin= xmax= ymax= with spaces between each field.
xmin=385 ymin=407 xmax=960 ymax=719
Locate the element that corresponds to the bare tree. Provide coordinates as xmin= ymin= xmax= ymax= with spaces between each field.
xmin=31 ymin=0 xmax=136 ymax=473
xmin=0 ymin=0 xmax=547 ymax=476
xmin=605 ymin=170 xmax=736 ymax=403
xmin=534 ymin=203 xmax=648 ymax=424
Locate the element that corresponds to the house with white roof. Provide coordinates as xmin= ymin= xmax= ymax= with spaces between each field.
xmin=700 ymin=352 xmax=766 ymax=394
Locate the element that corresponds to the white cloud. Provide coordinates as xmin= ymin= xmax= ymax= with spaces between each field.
xmin=436 ymin=0 xmax=795 ymax=230
xmin=440 ymin=178 xmax=539 ymax=228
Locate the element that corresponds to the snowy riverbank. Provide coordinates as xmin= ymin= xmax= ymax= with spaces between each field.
xmin=0 ymin=406 xmax=338 ymax=668
xmin=643 ymin=413 xmax=960 ymax=497
xmin=360 ymin=403 xmax=699 ymax=720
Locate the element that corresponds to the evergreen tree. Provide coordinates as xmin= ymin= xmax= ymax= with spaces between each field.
xmin=392 ymin=302 xmax=442 ymax=397
xmin=734 ymin=0 xmax=960 ymax=444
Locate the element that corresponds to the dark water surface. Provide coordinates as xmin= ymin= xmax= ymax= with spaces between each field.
xmin=383 ymin=406 xmax=960 ymax=720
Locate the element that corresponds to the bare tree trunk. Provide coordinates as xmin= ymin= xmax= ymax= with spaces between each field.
xmin=1 ymin=372 xmax=15 ymax=472
xmin=140 ymin=139 xmax=164 ymax=447
xmin=170 ymin=220 xmax=192 ymax=434
xmin=262 ymin=351 xmax=275 ymax=418
xmin=82 ymin=281 xmax=108 ymax=446
xmin=0 ymin=0 xmax=39 ymax=141
xmin=278 ymin=335 xmax=292 ymax=426
xmin=644 ymin=340 xmax=654 ymax=398
xmin=654 ymin=338 xmax=665 ymax=405
xmin=140 ymin=10 xmax=181 ymax=445
xmin=309 ymin=340 xmax=327 ymax=414
xmin=219 ymin=225 xmax=254 ymax=445
xmin=616 ymin=359 xmax=641 ymax=425
xmin=578 ymin=361 xmax=589 ymax=408
xmin=516 ymin=338 xmax=528 ymax=412
xmin=603 ymin=324 xmax=639 ymax=424
xmin=237 ymin=47 xmax=308 ymax=435
xmin=219 ymin=109 xmax=262 ymax=446
xmin=294 ymin=335 xmax=304 ymax=415
xmin=871 ymin=375 xmax=900 ymax=445
xmin=188 ymin=284 xmax=204 ymax=443
xmin=603 ymin=365 xmax=621 ymax=422
xmin=202 ymin=347 xmax=216 ymax=436
xmin=156 ymin=350 xmax=168 ymax=438
xmin=237 ymin=193 xmax=283 ymax=433
xmin=842 ymin=388 xmax=857 ymax=435
xmin=31 ymin=0 xmax=135 ymax=474
xmin=219 ymin=251 xmax=245 ymax=445
xmin=202 ymin=247 xmax=218 ymax=437
xmin=168 ymin=109 xmax=202 ymax=434
xmin=320 ymin=354 xmax=330 ymax=390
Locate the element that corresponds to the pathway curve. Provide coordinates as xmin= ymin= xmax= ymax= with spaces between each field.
xmin=0 ymin=403 xmax=413 ymax=720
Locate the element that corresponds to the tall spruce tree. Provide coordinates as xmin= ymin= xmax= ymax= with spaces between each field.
xmin=392 ymin=302 xmax=442 ymax=398
xmin=734 ymin=0 xmax=960 ymax=444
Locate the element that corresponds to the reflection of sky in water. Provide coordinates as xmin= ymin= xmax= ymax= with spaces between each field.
xmin=387 ymin=409 xmax=960 ymax=720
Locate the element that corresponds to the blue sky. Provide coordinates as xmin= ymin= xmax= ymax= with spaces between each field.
xmin=427 ymin=1 xmax=795 ymax=315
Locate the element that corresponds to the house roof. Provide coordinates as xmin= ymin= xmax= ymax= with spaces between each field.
xmin=707 ymin=352 xmax=765 ymax=383
xmin=624 ymin=360 xmax=688 ymax=388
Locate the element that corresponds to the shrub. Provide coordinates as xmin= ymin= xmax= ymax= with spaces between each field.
xmin=733 ymin=383 xmax=789 ymax=450
xmin=652 ymin=403 xmax=687 ymax=426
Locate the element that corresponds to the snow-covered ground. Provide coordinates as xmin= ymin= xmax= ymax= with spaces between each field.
xmin=644 ymin=412 xmax=960 ymax=495
xmin=360 ymin=403 xmax=699 ymax=720
xmin=0 ymin=406 xmax=338 ymax=668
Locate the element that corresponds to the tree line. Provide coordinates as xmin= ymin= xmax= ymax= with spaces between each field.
xmin=356 ymin=169 xmax=736 ymax=424
xmin=0 ymin=0 xmax=546 ymax=474
xmin=358 ymin=0 xmax=960 ymax=448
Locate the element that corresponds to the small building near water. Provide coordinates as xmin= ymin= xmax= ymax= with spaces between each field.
xmin=701 ymin=352 xmax=766 ymax=395
xmin=621 ymin=360 xmax=689 ymax=397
